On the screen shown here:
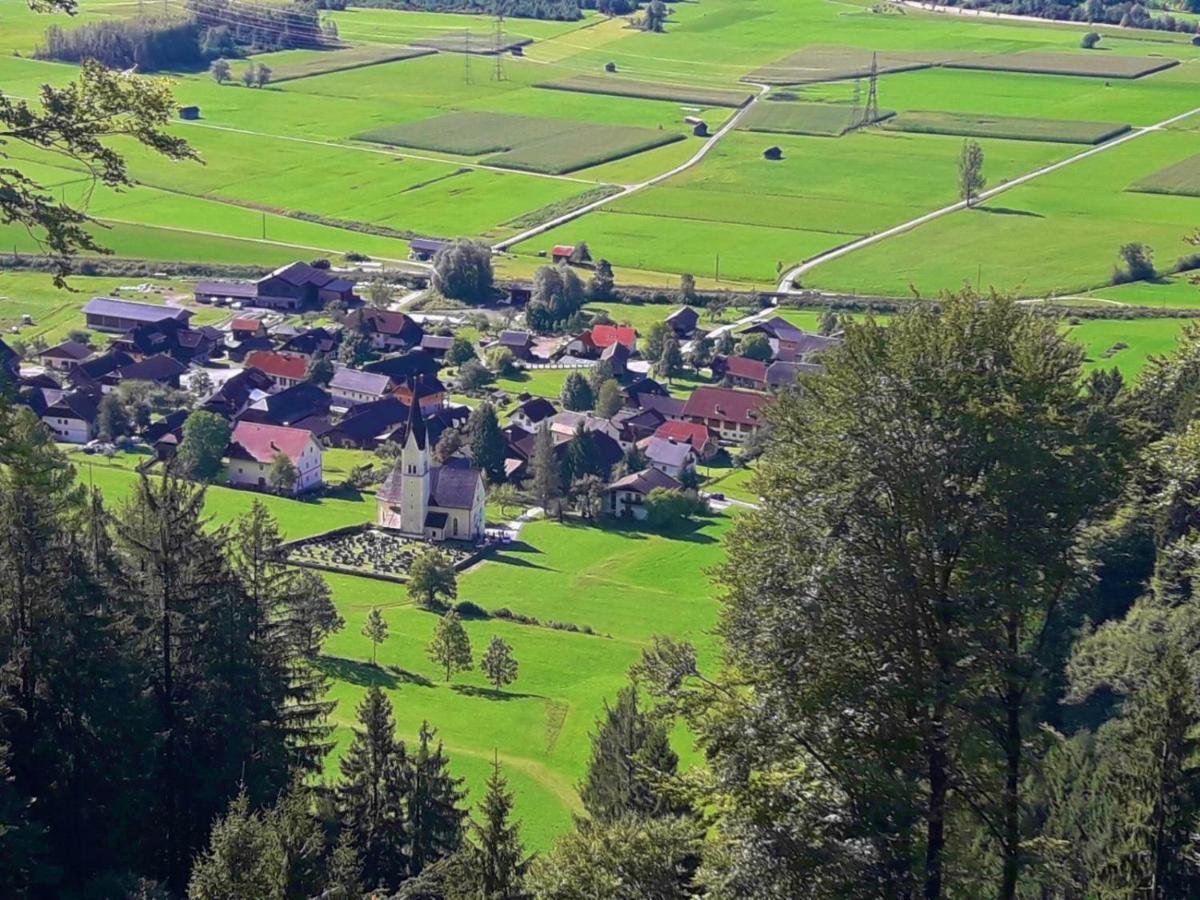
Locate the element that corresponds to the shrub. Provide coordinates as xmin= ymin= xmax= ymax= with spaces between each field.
xmin=453 ymin=600 xmax=490 ymax=619
xmin=1081 ymin=32 xmax=1101 ymax=48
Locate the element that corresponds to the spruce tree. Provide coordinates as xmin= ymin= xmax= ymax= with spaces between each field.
xmin=530 ymin=423 xmax=562 ymax=514
xmin=187 ymin=790 xmax=283 ymax=900
xmin=579 ymin=687 xmax=686 ymax=823
xmin=336 ymin=686 xmax=409 ymax=891
xmin=464 ymin=755 xmax=529 ymax=899
xmin=270 ymin=779 xmax=326 ymax=900
xmin=561 ymin=423 xmax=601 ymax=486
xmin=324 ymin=831 xmax=363 ymax=900
xmin=560 ymin=372 xmax=594 ymax=412
xmin=405 ymin=721 xmax=468 ymax=878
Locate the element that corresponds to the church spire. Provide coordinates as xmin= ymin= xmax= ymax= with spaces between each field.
xmin=405 ymin=376 xmax=427 ymax=451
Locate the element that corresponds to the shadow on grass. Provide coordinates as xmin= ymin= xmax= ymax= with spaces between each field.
xmin=314 ymin=655 xmax=434 ymax=688
xmin=450 ymin=684 xmax=544 ymax=702
xmin=566 ymin=514 xmax=719 ymax=545
xmin=980 ymin=207 xmax=1044 ymax=219
xmin=484 ymin=541 xmax=554 ymax=570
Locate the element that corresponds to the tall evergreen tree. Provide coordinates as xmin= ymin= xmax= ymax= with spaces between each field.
xmin=405 ymin=721 xmax=468 ymax=878
xmin=562 ymin=423 xmax=602 ymax=486
xmin=468 ymin=402 xmax=506 ymax=484
xmin=560 ymin=372 xmax=594 ymax=412
xmin=336 ymin=686 xmax=409 ymax=891
xmin=187 ymin=790 xmax=283 ymax=900
xmin=530 ymin=423 xmax=562 ymax=513
xmin=460 ymin=755 xmax=529 ymax=899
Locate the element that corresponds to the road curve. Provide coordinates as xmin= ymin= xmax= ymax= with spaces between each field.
xmin=775 ymin=103 xmax=1200 ymax=293
xmin=491 ymin=83 xmax=772 ymax=253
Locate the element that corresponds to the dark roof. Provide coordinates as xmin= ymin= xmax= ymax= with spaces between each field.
xmin=144 ymin=409 xmax=189 ymax=442
xmin=364 ymin=350 xmax=441 ymax=381
xmin=497 ymin=330 xmax=533 ymax=348
xmin=46 ymin=388 xmax=100 ymax=423
xmin=267 ymin=261 xmax=352 ymax=292
xmin=514 ymin=396 xmax=556 ymax=424
xmin=83 ymin=297 xmax=190 ymax=324
xmin=600 ymin=341 xmax=630 ymax=364
xmin=41 ymin=340 xmax=92 ymax=361
xmin=243 ymin=382 xmax=332 ymax=427
xmin=411 ymin=238 xmax=450 ymax=254
xmin=420 ymin=335 xmax=454 ymax=352
xmin=280 ymin=327 xmax=339 ymax=357
xmin=429 ymin=460 xmax=480 ymax=509
xmin=328 ymin=397 xmax=409 ymax=446
xmin=766 ymin=360 xmax=822 ymax=387
xmin=744 ymin=317 xmax=839 ymax=354
xmin=405 ymin=379 xmax=427 ymax=450
xmin=625 ymin=375 xmax=669 ymax=400
xmin=425 ymin=511 xmax=449 ymax=529
xmin=196 ymin=281 xmax=257 ymax=299
xmin=345 ymin=309 xmax=423 ymax=340
xmin=202 ymin=367 xmax=274 ymax=417
xmin=71 ymin=350 xmax=134 ymax=383
xmin=723 ymin=355 xmax=768 ymax=382
xmin=667 ymin=306 xmax=700 ymax=327
xmin=330 ymin=367 xmax=393 ymax=397
xmin=637 ymin=393 xmax=685 ymax=418
xmin=117 ymin=354 xmax=187 ymax=384
xmin=608 ymin=467 xmax=680 ymax=495
xmin=683 ymin=386 xmax=770 ymax=427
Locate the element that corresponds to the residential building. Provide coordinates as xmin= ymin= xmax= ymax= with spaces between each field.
xmin=230 ymin=318 xmax=267 ymax=342
xmin=600 ymin=340 xmax=630 ymax=376
xmin=653 ymin=420 xmax=718 ymax=460
xmin=510 ymin=396 xmax=556 ymax=431
xmin=713 ymin=355 xmax=768 ymax=391
xmin=666 ymin=306 xmax=700 ymax=339
xmin=682 ymin=386 xmax=770 ymax=443
xmin=279 ymin=327 xmax=340 ymax=358
xmin=40 ymin=388 xmax=100 ymax=444
xmin=329 ymin=366 xmax=395 ymax=407
xmin=419 ymin=334 xmax=454 ymax=357
xmin=741 ymin=316 xmax=841 ymax=362
xmin=244 ymin=350 xmax=310 ymax=390
xmin=226 ymin=421 xmax=323 ymax=494
xmin=642 ymin=436 xmax=696 ymax=479
xmin=83 ymin=297 xmax=192 ymax=333
xmin=343 ymin=309 xmax=424 ymax=352
xmin=202 ymin=367 xmax=274 ymax=419
xmin=240 ymin=382 xmax=332 ymax=430
xmin=375 ymin=398 xmax=485 ymax=542
xmin=490 ymin=330 xmax=535 ymax=361
xmin=39 ymin=340 xmax=92 ymax=372
xmin=604 ymin=467 xmax=681 ymax=521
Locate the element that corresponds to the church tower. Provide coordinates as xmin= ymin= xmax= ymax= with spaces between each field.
xmin=398 ymin=382 xmax=430 ymax=536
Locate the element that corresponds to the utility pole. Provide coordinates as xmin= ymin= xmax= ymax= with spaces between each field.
xmin=492 ymin=5 xmax=507 ymax=81
xmin=261 ymin=212 xmax=266 ymax=241
xmin=463 ymin=30 xmax=474 ymax=84
xmin=864 ymin=52 xmax=880 ymax=126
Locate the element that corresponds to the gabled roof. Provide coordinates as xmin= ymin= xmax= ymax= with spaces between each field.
xmin=600 ymin=341 xmax=630 ymax=364
xmin=429 ymin=459 xmax=479 ymax=508
xmin=723 ymin=355 xmax=768 ymax=382
xmin=203 ymin=367 xmax=276 ymax=417
xmin=245 ymin=350 xmax=309 ymax=381
xmin=72 ymin=350 xmax=134 ymax=382
xmin=411 ymin=237 xmax=450 ymax=254
xmin=497 ymin=330 xmax=533 ymax=348
xmin=364 ymin=350 xmax=441 ymax=381
xmin=667 ymin=306 xmax=700 ymax=327
xmin=83 ymin=297 xmax=190 ymax=324
xmin=552 ymin=244 xmax=576 ymax=256
xmin=625 ymin=375 xmax=669 ymax=400
xmin=117 ymin=354 xmax=187 ymax=384
xmin=345 ymin=309 xmax=423 ymax=340
xmin=766 ymin=359 xmax=822 ymax=387
xmin=637 ymin=393 xmax=685 ymax=418
xmin=513 ymin=396 xmax=555 ymax=424
xmin=653 ymin=421 xmax=713 ymax=453
xmin=40 ymin=340 xmax=92 ymax=361
xmin=608 ymin=466 xmax=681 ymax=495
xmin=196 ymin=281 xmax=257 ymax=299
xmin=683 ymin=386 xmax=770 ymax=427
xmin=590 ymin=324 xmax=636 ymax=350
xmin=644 ymin=436 xmax=694 ymax=469
xmin=266 ymin=261 xmax=352 ymax=292
xmin=280 ymin=327 xmax=339 ymax=357
xmin=45 ymin=388 xmax=99 ymax=423
xmin=330 ymin=367 xmax=393 ymax=397
xmin=244 ymin=382 xmax=331 ymax=426
xmin=228 ymin=421 xmax=317 ymax=465
xmin=230 ymin=317 xmax=265 ymax=332
xmin=329 ymin=396 xmax=409 ymax=445
xmin=420 ymin=335 xmax=454 ymax=352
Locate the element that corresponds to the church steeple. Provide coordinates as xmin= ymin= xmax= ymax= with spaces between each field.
xmin=405 ymin=376 xmax=427 ymax=451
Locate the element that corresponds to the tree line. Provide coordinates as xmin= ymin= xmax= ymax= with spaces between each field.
xmin=325 ymin=0 xmax=583 ymax=21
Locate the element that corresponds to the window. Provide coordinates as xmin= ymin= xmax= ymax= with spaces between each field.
xmin=453 ymin=518 xmax=458 ymax=536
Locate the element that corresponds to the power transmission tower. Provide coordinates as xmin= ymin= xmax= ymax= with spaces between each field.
xmin=492 ymin=6 xmax=507 ymax=81
xmin=463 ymin=29 xmax=473 ymax=84
xmin=864 ymin=52 xmax=880 ymax=125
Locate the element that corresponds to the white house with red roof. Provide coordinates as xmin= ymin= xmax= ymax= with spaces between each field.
xmin=226 ymin=421 xmax=323 ymax=494
xmin=682 ymin=386 xmax=770 ymax=444
xmin=244 ymin=350 xmax=309 ymax=391
xmin=565 ymin=324 xmax=637 ymax=358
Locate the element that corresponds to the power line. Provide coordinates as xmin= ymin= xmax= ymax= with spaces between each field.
xmin=493 ymin=5 xmax=506 ymax=82
xmin=463 ymin=29 xmax=473 ymax=84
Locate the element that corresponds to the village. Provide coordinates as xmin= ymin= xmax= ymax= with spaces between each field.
xmin=8 ymin=251 xmax=840 ymax=574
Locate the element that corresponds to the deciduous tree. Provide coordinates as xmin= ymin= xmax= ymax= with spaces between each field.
xmin=427 ymin=611 xmax=473 ymax=682
xmin=481 ymin=636 xmax=519 ymax=692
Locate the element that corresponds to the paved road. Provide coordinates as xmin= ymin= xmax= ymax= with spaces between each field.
xmin=775 ymin=103 xmax=1200 ymax=293
xmin=491 ymin=83 xmax=773 ymax=252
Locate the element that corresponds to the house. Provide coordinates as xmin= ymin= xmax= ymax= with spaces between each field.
xmin=510 ymin=396 xmax=556 ymax=431
xmin=40 ymin=388 xmax=100 ymax=444
xmin=202 ymin=367 xmax=275 ymax=419
xmin=653 ymin=420 xmax=718 ymax=460
xmin=490 ymin=330 xmax=535 ymax=362
xmin=666 ymin=306 xmax=700 ymax=339
xmin=112 ymin=320 xmax=216 ymax=365
xmin=226 ymin=422 xmax=323 ymax=495
xmin=195 ymin=261 xmax=356 ymax=311
xmin=324 ymin=397 xmax=410 ymax=450
xmin=240 ymin=382 xmax=332 ymax=429
xmin=549 ymin=411 xmax=620 ymax=443
xmin=83 ymin=297 xmax=192 ymax=333
xmin=329 ymin=366 xmax=395 ymax=407
xmin=230 ymin=318 xmax=267 ymax=342
xmin=38 ymin=340 xmax=92 ymax=372
xmin=113 ymin=354 xmax=188 ymax=390
xmin=624 ymin=376 xmax=671 ymax=408
xmin=363 ymin=349 xmax=441 ymax=383
xmin=565 ymin=325 xmax=637 ymax=359
xmin=68 ymin=350 xmax=135 ymax=393
xmin=375 ymin=399 xmax=485 ymax=542
xmin=642 ymin=436 xmax=696 ymax=479
xmin=419 ymin=335 xmax=454 ymax=358
xmin=409 ymin=238 xmax=450 ymax=262
xmin=604 ymin=467 xmax=682 ymax=521
xmin=714 ymin=355 xmax=768 ymax=391
xmin=551 ymin=244 xmax=576 ymax=263
xmin=343 ymin=309 xmax=424 ymax=353
xmin=634 ymin=392 xmax=686 ymax=421
xmin=600 ymin=340 xmax=630 ymax=376
xmin=394 ymin=375 xmax=446 ymax=412
xmin=0 ymin=339 xmax=20 ymax=383
xmin=244 ymin=351 xmax=310 ymax=390
xmin=682 ymin=386 xmax=770 ymax=444
xmin=742 ymin=317 xmax=841 ymax=362
xmin=612 ymin=407 xmax=667 ymax=448
xmin=279 ymin=327 xmax=340 ymax=359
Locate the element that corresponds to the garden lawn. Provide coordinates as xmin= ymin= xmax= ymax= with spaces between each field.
xmin=317 ymin=515 xmax=732 ymax=851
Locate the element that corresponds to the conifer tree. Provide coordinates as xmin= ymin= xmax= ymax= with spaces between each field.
xmin=362 ymin=607 xmax=389 ymax=666
xmin=270 ymin=779 xmax=326 ymax=900
xmin=530 ymin=423 xmax=562 ymax=514
xmin=579 ymin=687 xmax=685 ymax=824
xmin=468 ymin=402 xmax=506 ymax=484
xmin=462 ymin=754 xmax=529 ymax=899
xmin=187 ymin=790 xmax=283 ymax=900
xmin=405 ymin=721 xmax=468 ymax=878
xmin=562 ymin=423 xmax=601 ymax=486
xmin=336 ymin=687 xmax=409 ymax=891
xmin=324 ymin=831 xmax=363 ymax=900
xmin=560 ymin=371 xmax=594 ymax=412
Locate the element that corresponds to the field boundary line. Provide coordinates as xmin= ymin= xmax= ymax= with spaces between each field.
xmin=776 ymin=103 xmax=1200 ymax=292
xmin=492 ymin=82 xmax=773 ymax=252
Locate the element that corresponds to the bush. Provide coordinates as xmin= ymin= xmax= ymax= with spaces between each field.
xmin=1081 ymin=31 xmax=1101 ymax=48
xmin=453 ymin=600 xmax=490 ymax=619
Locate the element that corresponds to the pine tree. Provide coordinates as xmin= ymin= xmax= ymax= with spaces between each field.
xmin=324 ymin=831 xmax=363 ymax=900
xmin=0 ymin=738 xmax=44 ymax=897
xmin=427 ymin=612 xmax=473 ymax=682
xmin=595 ymin=379 xmax=623 ymax=418
xmin=579 ymin=687 xmax=686 ymax=823
xmin=469 ymin=402 xmax=506 ymax=484
xmin=530 ymin=423 xmax=562 ymax=514
xmin=270 ymin=779 xmax=326 ymax=900
xmin=560 ymin=372 xmax=594 ymax=412
xmin=362 ymin=607 xmax=389 ymax=666
xmin=336 ymin=687 xmax=409 ymax=891
xmin=187 ymin=790 xmax=283 ymax=900
xmin=463 ymin=754 xmax=529 ymax=899
xmin=481 ymin=636 xmax=519 ymax=692
xmin=562 ymin=423 xmax=601 ymax=486
xmin=405 ymin=721 xmax=468 ymax=878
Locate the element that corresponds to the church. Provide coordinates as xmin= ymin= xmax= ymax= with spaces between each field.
xmin=375 ymin=395 xmax=486 ymax=542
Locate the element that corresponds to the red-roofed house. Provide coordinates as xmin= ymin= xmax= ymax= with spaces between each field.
xmin=592 ymin=324 xmax=636 ymax=351
xmin=226 ymin=421 xmax=323 ymax=494
xmin=653 ymin=420 xmax=718 ymax=460
xmin=244 ymin=350 xmax=309 ymax=390
xmin=551 ymin=244 xmax=576 ymax=263
xmin=231 ymin=318 xmax=267 ymax=341
xmin=682 ymin=386 xmax=770 ymax=444
xmin=715 ymin=355 xmax=768 ymax=391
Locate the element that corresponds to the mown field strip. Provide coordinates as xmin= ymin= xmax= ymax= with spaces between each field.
xmin=777 ymin=102 xmax=1200 ymax=292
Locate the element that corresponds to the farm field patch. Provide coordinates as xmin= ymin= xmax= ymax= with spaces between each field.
xmin=882 ymin=110 xmax=1129 ymax=144
xmin=356 ymin=111 xmax=683 ymax=175
xmin=944 ymin=50 xmax=1178 ymax=79
xmin=741 ymin=100 xmax=895 ymax=136
xmin=1130 ymin=153 xmax=1200 ymax=197
xmin=744 ymin=46 xmax=961 ymax=85
xmin=535 ymin=74 xmax=754 ymax=108
xmin=240 ymin=44 xmax=435 ymax=83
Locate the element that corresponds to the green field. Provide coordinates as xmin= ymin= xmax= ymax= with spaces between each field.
xmin=243 ymin=44 xmax=435 ymax=83
xmin=357 ymin=111 xmax=683 ymax=175
xmin=882 ymin=110 xmax=1130 ymax=144
xmin=536 ymin=75 xmax=754 ymax=108
xmin=1130 ymin=153 xmax=1200 ymax=197
xmin=746 ymin=46 xmax=955 ymax=85
xmin=945 ymin=50 xmax=1178 ymax=79
xmin=741 ymin=100 xmax=894 ymax=136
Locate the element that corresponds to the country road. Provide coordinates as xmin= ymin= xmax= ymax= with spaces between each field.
xmin=491 ymin=82 xmax=772 ymax=252
xmin=775 ymin=102 xmax=1200 ymax=293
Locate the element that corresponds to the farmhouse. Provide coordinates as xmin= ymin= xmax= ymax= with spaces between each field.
xmin=112 ymin=320 xmax=217 ymax=365
xmin=196 ymin=261 xmax=356 ymax=311
xmin=601 ymin=340 xmax=631 ymax=376
xmin=511 ymin=396 xmax=556 ymax=431
xmin=742 ymin=317 xmax=841 ymax=362
xmin=39 ymin=388 xmax=99 ymax=444
xmin=714 ymin=355 xmax=768 ymax=391
xmin=83 ymin=297 xmax=192 ymax=333
xmin=683 ymin=386 xmax=770 ymax=443
xmin=667 ymin=306 xmax=700 ymax=339
xmin=226 ymin=422 xmax=324 ymax=495
xmin=604 ymin=467 xmax=681 ymax=521
xmin=244 ymin=351 xmax=309 ymax=390
xmin=38 ymin=340 xmax=92 ymax=372
xmin=375 ymin=398 xmax=485 ymax=542
xmin=329 ymin=367 xmax=395 ymax=407
xmin=68 ymin=350 xmax=134 ymax=393
xmin=240 ymin=382 xmax=332 ymax=430
xmin=566 ymin=324 xmax=637 ymax=358
xmin=409 ymin=237 xmax=450 ymax=262
xmin=343 ymin=309 xmax=425 ymax=352
xmin=280 ymin=327 xmax=340 ymax=359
